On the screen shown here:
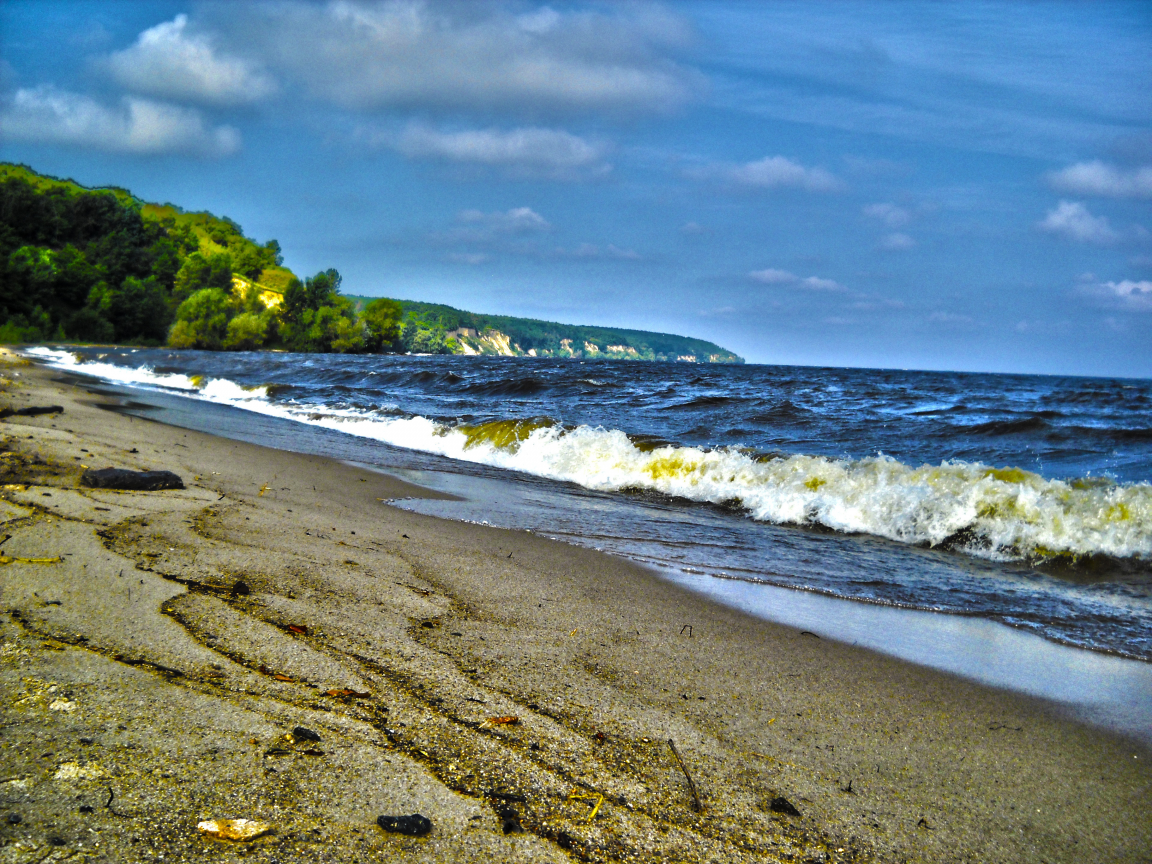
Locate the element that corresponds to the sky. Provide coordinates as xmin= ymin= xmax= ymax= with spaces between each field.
xmin=2 ymin=1 xmax=1150 ymax=377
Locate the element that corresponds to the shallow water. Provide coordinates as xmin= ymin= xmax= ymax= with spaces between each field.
xmin=27 ymin=346 xmax=1152 ymax=661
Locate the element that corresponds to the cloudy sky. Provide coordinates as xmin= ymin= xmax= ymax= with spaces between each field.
xmin=2 ymin=1 xmax=1150 ymax=376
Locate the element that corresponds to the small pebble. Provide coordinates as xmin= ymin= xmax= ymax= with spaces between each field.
xmin=79 ymin=805 xmax=93 ymax=814
xmin=377 ymin=814 xmax=432 ymax=836
xmin=7 ymin=814 xmax=21 ymax=825
xmin=291 ymin=726 xmax=320 ymax=743
xmin=232 ymin=580 xmax=250 ymax=596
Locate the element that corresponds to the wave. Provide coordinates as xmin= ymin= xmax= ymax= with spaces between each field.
xmin=27 ymin=348 xmax=1152 ymax=564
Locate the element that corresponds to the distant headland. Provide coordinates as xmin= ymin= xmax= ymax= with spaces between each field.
xmin=0 ymin=163 xmax=742 ymax=364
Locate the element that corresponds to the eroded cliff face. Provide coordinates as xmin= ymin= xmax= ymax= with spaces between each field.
xmin=447 ymin=329 xmax=710 ymax=362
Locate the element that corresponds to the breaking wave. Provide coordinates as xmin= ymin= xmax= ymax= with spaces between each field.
xmin=28 ymin=347 xmax=1152 ymax=564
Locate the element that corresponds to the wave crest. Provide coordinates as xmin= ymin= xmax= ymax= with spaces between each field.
xmin=27 ymin=347 xmax=1152 ymax=564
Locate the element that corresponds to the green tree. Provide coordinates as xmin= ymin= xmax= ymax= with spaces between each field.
xmin=172 ymin=252 xmax=232 ymax=304
xmin=168 ymin=288 xmax=233 ymax=350
xmin=362 ymin=298 xmax=403 ymax=352
xmin=87 ymin=276 xmax=171 ymax=342
xmin=223 ymin=311 xmax=272 ymax=350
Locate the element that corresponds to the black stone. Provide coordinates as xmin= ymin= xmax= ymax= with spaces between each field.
xmin=79 ymin=806 xmax=93 ymax=814
xmin=6 ymin=813 xmax=20 ymax=824
xmin=291 ymin=726 xmax=320 ymax=742
xmin=232 ymin=580 xmax=250 ymax=596
xmin=769 ymin=795 xmax=801 ymax=817
xmin=0 ymin=405 xmax=63 ymax=418
xmin=376 ymin=814 xmax=432 ymax=836
xmin=48 ymin=836 xmax=66 ymax=846
xmin=496 ymin=806 xmax=523 ymax=834
xmin=80 ymin=467 xmax=184 ymax=491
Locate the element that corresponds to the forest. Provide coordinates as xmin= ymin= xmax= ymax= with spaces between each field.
xmin=0 ymin=164 xmax=740 ymax=362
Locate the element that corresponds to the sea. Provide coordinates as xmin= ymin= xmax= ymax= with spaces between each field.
xmin=25 ymin=346 xmax=1152 ymax=737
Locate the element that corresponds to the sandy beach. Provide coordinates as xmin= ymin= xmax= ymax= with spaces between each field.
xmin=1 ymin=349 xmax=1149 ymax=864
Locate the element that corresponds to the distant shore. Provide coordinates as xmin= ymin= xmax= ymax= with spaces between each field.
xmin=1 ymin=349 xmax=1149 ymax=863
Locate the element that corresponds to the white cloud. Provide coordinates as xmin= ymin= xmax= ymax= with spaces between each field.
xmin=707 ymin=155 xmax=840 ymax=192
xmin=749 ymin=269 xmax=846 ymax=291
xmin=1039 ymin=201 xmax=1119 ymax=244
xmin=748 ymin=268 xmax=798 ymax=284
xmin=391 ymin=124 xmax=609 ymax=178
xmin=929 ymin=311 xmax=974 ymax=324
xmin=448 ymin=252 xmax=489 ymax=265
xmin=458 ymin=207 xmax=550 ymax=233
xmin=680 ymin=221 xmax=708 ymax=235
xmin=109 ymin=14 xmax=275 ymax=106
xmin=606 ymin=244 xmax=640 ymax=260
xmin=1086 ymin=279 xmax=1152 ymax=311
xmin=555 ymin=243 xmax=601 ymax=258
xmin=1048 ymin=160 xmax=1152 ymax=198
xmin=801 ymin=275 xmax=845 ymax=292
xmin=864 ymin=202 xmax=911 ymax=227
xmin=880 ymin=232 xmax=916 ymax=251
xmin=552 ymin=242 xmax=640 ymax=260
xmin=256 ymin=1 xmax=698 ymax=114
xmin=0 ymin=85 xmax=239 ymax=156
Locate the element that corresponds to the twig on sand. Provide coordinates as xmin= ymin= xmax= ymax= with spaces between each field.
xmin=668 ymin=739 xmax=703 ymax=813
xmin=105 ymin=786 xmax=126 ymax=817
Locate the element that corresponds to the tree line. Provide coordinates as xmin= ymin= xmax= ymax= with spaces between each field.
xmin=0 ymin=165 xmax=416 ymax=353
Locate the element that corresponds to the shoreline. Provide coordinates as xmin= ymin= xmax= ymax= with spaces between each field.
xmin=1 ymin=350 xmax=1149 ymax=862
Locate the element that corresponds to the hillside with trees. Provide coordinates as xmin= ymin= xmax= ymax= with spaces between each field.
xmin=0 ymin=164 xmax=741 ymax=363
xmin=347 ymin=297 xmax=743 ymax=362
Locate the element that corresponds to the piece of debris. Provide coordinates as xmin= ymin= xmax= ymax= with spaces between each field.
xmin=53 ymin=762 xmax=103 ymax=781
xmin=487 ymin=716 xmax=519 ymax=725
xmin=197 ymin=818 xmax=274 ymax=842
xmin=0 ymin=555 xmax=63 ymax=566
xmin=81 ymin=467 xmax=184 ymax=491
xmin=376 ymin=814 xmax=432 ymax=836
xmin=567 ymin=790 xmax=605 ymax=823
xmin=0 ymin=405 xmax=63 ymax=418
xmin=291 ymin=726 xmax=320 ymax=743
xmin=668 ymin=739 xmax=703 ymax=813
xmin=232 ymin=580 xmax=250 ymax=596
xmin=287 ymin=624 xmax=308 ymax=635
xmin=769 ymin=796 xmax=801 ymax=817
xmin=326 ymin=688 xmax=370 ymax=699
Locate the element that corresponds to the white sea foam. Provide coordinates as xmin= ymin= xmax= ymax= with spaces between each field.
xmin=26 ymin=348 xmax=1152 ymax=562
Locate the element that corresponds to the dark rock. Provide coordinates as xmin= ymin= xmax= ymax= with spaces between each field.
xmin=80 ymin=467 xmax=184 ymax=491
xmin=79 ymin=805 xmax=93 ymax=814
xmin=496 ymin=806 xmax=523 ymax=834
xmin=291 ymin=726 xmax=320 ymax=743
xmin=769 ymin=795 xmax=801 ymax=817
xmin=6 ymin=813 xmax=20 ymax=824
xmin=0 ymin=405 xmax=63 ymax=418
xmin=232 ymin=580 xmax=250 ymax=596
xmin=48 ymin=836 xmax=66 ymax=846
xmin=376 ymin=814 xmax=432 ymax=836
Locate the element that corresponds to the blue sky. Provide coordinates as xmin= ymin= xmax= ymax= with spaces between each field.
xmin=2 ymin=1 xmax=1150 ymax=376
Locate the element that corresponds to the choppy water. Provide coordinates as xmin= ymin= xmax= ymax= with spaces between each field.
xmin=28 ymin=346 xmax=1152 ymax=661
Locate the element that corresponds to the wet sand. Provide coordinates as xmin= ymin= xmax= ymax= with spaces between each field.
xmin=1 ymin=348 xmax=1149 ymax=863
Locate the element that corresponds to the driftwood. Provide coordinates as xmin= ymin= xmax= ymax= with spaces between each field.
xmin=81 ymin=467 xmax=184 ymax=491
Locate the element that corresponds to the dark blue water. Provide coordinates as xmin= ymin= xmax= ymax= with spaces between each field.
xmin=30 ymin=347 xmax=1152 ymax=661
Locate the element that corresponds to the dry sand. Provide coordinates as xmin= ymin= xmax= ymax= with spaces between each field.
xmin=0 ymin=349 xmax=1149 ymax=863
